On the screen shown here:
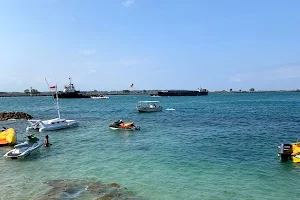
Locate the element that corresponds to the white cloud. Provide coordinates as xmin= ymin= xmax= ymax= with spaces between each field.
xmin=89 ymin=69 xmax=97 ymax=73
xmin=123 ymin=0 xmax=134 ymax=7
xmin=229 ymin=65 xmax=300 ymax=82
xmin=78 ymin=49 xmax=96 ymax=55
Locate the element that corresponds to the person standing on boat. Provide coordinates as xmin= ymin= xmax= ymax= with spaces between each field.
xmin=44 ymin=135 xmax=51 ymax=147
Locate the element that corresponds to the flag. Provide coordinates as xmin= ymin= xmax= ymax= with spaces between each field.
xmin=50 ymin=85 xmax=56 ymax=89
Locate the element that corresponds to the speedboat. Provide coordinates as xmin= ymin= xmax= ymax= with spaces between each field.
xmin=0 ymin=128 xmax=16 ymax=146
xmin=4 ymin=135 xmax=43 ymax=159
xmin=278 ymin=138 xmax=300 ymax=163
xmin=136 ymin=101 xmax=162 ymax=112
xmin=91 ymin=95 xmax=109 ymax=99
xmin=27 ymin=118 xmax=78 ymax=132
xmin=109 ymin=120 xmax=140 ymax=131
xmin=26 ymin=81 xmax=78 ymax=132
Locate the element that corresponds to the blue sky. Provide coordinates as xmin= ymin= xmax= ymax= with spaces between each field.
xmin=0 ymin=0 xmax=300 ymax=92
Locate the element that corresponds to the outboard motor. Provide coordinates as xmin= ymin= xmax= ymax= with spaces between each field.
xmin=278 ymin=143 xmax=293 ymax=162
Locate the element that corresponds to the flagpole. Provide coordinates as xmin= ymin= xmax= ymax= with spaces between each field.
xmin=45 ymin=78 xmax=51 ymax=93
xmin=55 ymin=84 xmax=61 ymax=119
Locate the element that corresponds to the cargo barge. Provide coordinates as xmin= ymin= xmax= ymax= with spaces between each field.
xmin=150 ymin=88 xmax=208 ymax=96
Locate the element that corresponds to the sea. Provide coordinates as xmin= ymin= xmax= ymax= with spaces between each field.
xmin=1 ymin=93 xmax=300 ymax=200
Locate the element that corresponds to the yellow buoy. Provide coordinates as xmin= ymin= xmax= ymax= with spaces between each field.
xmin=0 ymin=128 xmax=16 ymax=146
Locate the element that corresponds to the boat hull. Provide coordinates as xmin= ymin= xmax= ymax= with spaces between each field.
xmin=109 ymin=122 xmax=140 ymax=131
xmin=40 ymin=120 xmax=78 ymax=132
xmin=136 ymin=107 xmax=162 ymax=112
xmin=27 ymin=119 xmax=78 ymax=132
xmin=4 ymin=141 xmax=43 ymax=159
xmin=109 ymin=127 xmax=136 ymax=131
xmin=55 ymin=93 xmax=90 ymax=98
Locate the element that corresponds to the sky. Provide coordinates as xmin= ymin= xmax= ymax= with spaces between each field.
xmin=0 ymin=0 xmax=300 ymax=92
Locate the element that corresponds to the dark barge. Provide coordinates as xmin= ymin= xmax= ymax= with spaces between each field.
xmin=150 ymin=88 xmax=208 ymax=96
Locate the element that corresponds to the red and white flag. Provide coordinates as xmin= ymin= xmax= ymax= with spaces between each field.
xmin=50 ymin=85 xmax=56 ymax=89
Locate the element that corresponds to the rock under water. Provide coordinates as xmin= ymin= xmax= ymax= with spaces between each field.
xmin=36 ymin=179 xmax=144 ymax=200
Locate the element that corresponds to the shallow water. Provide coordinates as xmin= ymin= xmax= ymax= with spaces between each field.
xmin=1 ymin=93 xmax=300 ymax=200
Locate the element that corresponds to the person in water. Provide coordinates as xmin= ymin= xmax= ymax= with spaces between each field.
xmin=44 ymin=135 xmax=51 ymax=147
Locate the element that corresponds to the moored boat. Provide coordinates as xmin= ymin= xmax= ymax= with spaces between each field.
xmin=109 ymin=120 xmax=140 ymax=131
xmin=27 ymin=82 xmax=78 ymax=132
xmin=150 ymin=88 xmax=208 ymax=96
xmin=136 ymin=101 xmax=162 ymax=112
xmin=55 ymin=77 xmax=90 ymax=98
xmin=278 ymin=139 xmax=300 ymax=163
xmin=27 ymin=118 xmax=78 ymax=132
xmin=4 ymin=135 xmax=43 ymax=159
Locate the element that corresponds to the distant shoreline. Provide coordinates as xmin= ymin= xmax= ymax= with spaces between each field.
xmin=0 ymin=90 xmax=300 ymax=97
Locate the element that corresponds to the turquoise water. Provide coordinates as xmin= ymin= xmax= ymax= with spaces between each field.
xmin=1 ymin=93 xmax=300 ymax=200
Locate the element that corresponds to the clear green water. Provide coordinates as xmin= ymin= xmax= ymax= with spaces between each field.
xmin=1 ymin=93 xmax=300 ymax=200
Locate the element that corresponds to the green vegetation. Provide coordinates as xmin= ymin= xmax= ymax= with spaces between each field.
xmin=31 ymin=89 xmax=40 ymax=95
xmin=23 ymin=88 xmax=39 ymax=96
xmin=249 ymin=88 xmax=255 ymax=92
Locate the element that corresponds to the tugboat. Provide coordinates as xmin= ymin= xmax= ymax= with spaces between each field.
xmin=150 ymin=88 xmax=208 ymax=96
xmin=55 ymin=77 xmax=90 ymax=98
xmin=278 ymin=139 xmax=300 ymax=163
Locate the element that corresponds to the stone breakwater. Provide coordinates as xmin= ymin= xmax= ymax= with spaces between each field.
xmin=0 ymin=112 xmax=33 ymax=121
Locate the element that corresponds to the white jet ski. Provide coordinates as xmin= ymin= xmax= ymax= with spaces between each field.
xmin=4 ymin=135 xmax=43 ymax=159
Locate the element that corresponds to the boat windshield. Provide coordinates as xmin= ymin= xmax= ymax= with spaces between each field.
xmin=137 ymin=101 xmax=161 ymax=107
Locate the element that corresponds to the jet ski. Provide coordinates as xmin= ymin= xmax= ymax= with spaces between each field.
xmin=109 ymin=120 xmax=140 ymax=131
xmin=4 ymin=135 xmax=43 ymax=159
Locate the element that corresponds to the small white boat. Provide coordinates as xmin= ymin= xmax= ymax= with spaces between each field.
xmin=26 ymin=81 xmax=78 ymax=132
xmin=26 ymin=118 xmax=78 ymax=132
xmin=4 ymin=135 xmax=43 ymax=159
xmin=136 ymin=101 xmax=162 ymax=112
xmin=91 ymin=95 xmax=109 ymax=99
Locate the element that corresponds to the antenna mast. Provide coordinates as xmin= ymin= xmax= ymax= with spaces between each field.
xmin=45 ymin=78 xmax=61 ymax=119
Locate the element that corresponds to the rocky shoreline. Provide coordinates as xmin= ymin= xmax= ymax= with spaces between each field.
xmin=0 ymin=112 xmax=32 ymax=121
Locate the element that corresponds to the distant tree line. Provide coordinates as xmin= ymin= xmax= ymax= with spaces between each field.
xmin=24 ymin=88 xmax=40 ymax=95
